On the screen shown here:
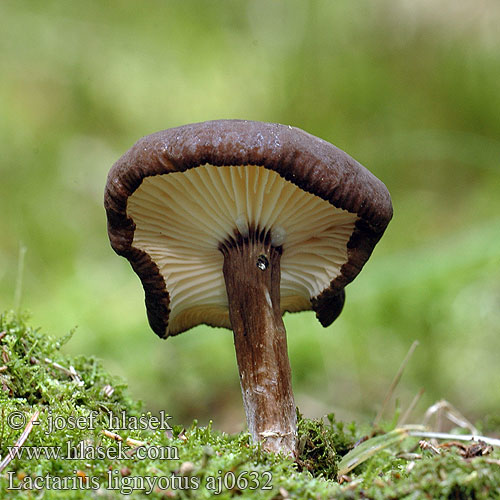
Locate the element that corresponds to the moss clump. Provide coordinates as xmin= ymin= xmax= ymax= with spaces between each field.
xmin=296 ymin=411 xmax=357 ymax=479
xmin=0 ymin=310 xmax=139 ymax=413
xmin=353 ymin=446 xmax=500 ymax=499
xmin=1 ymin=311 xmax=499 ymax=499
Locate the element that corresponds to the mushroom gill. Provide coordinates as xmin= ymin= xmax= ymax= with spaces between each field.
xmin=127 ymin=164 xmax=357 ymax=336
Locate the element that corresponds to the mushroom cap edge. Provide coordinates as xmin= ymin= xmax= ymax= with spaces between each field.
xmin=104 ymin=119 xmax=393 ymax=337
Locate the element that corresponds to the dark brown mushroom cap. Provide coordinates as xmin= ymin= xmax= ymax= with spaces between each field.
xmin=105 ymin=120 xmax=392 ymax=337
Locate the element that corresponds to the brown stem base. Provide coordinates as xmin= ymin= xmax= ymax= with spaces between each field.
xmin=221 ymin=237 xmax=297 ymax=456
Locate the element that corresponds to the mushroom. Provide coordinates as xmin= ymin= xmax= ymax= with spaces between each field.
xmin=104 ymin=120 xmax=392 ymax=457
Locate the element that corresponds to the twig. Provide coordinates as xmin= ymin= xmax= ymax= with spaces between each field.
xmin=101 ymin=429 xmax=146 ymax=447
xmin=374 ymin=340 xmax=419 ymax=426
xmin=43 ymin=357 xmax=84 ymax=386
xmin=419 ymin=440 xmax=441 ymax=455
xmin=102 ymin=384 xmax=114 ymax=397
xmin=0 ymin=410 xmax=40 ymax=473
xmin=0 ymin=366 xmax=7 ymax=373
xmin=484 ymin=458 xmax=500 ymax=466
xmin=0 ymin=331 xmax=7 ymax=341
xmin=399 ymin=387 xmax=425 ymax=426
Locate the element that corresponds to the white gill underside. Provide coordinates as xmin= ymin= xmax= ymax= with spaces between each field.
xmin=127 ymin=164 xmax=358 ymax=335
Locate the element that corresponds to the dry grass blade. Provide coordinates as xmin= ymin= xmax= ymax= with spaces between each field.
xmin=0 ymin=410 xmax=40 ymax=473
xmin=399 ymin=387 xmax=425 ymax=425
xmin=409 ymin=431 xmax=500 ymax=448
xmin=423 ymin=400 xmax=479 ymax=434
xmin=13 ymin=243 xmax=27 ymax=312
xmin=374 ymin=340 xmax=419 ymax=426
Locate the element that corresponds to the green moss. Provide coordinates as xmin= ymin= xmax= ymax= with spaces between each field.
xmin=358 ymin=448 xmax=500 ymax=499
xmin=1 ymin=311 xmax=499 ymax=499
xmin=296 ymin=411 xmax=357 ymax=479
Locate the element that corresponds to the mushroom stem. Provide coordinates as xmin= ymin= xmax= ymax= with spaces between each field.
xmin=221 ymin=236 xmax=297 ymax=456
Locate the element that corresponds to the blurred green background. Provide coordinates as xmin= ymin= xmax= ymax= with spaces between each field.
xmin=1 ymin=0 xmax=499 ymax=432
